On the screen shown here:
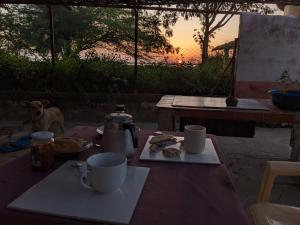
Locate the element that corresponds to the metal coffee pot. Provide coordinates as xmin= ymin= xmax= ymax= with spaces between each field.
xmin=102 ymin=105 xmax=138 ymax=158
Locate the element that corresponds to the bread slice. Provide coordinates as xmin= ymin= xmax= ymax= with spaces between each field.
xmin=149 ymin=135 xmax=174 ymax=144
xmin=54 ymin=137 xmax=82 ymax=154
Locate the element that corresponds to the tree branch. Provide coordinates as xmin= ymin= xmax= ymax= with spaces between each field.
xmin=219 ymin=13 xmax=235 ymax=27
xmin=209 ymin=4 xmax=241 ymax=34
xmin=208 ymin=3 xmax=223 ymax=27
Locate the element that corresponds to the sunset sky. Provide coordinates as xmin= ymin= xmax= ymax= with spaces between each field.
xmin=166 ymin=4 xmax=283 ymax=63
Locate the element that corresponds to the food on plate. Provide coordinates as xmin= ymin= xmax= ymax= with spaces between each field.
xmin=162 ymin=147 xmax=181 ymax=158
xmin=149 ymin=135 xmax=175 ymax=144
xmin=53 ymin=137 xmax=82 ymax=154
xmin=148 ymin=135 xmax=181 ymax=154
xmin=149 ymin=144 xmax=161 ymax=153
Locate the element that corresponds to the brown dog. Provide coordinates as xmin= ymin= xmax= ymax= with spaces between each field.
xmin=24 ymin=100 xmax=64 ymax=134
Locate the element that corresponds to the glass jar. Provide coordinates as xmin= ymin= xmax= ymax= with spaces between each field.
xmin=31 ymin=131 xmax=55 ymax=170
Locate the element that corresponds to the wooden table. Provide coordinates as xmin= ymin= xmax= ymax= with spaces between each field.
xmin=0 ymin=126 xmax=251 ymax=225
xmin=156 ymin=95 xmax=299 ymax=160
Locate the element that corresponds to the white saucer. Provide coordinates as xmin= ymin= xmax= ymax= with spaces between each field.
xmin=96 ymin=126 xmax=104 ymax=135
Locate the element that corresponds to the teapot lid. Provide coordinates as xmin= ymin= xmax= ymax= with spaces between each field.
xmin=31 ymin=131 xmax=54 ymax=141
xmin=106 ymin=105 xmax=133 ymax=123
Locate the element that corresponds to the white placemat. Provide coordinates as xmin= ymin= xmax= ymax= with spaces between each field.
xmin=140 ymin=136 xmax=221 ymax=165
xmin=8 ymin=161 xmax=150 ymax=224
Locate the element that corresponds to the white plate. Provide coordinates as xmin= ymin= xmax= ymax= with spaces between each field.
xmin=140 ymin=136 xmax=221 ymax=165
xmin=8 ymin=161 xmax=150 ymax=224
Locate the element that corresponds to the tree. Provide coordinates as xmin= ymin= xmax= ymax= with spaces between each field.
xmin=0 ymin=5 xmax=178 ymax=60
xmin=177 ymin=2 xmax=273 ymax=63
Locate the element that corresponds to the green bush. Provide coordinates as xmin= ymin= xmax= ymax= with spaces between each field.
xmin=0 ymin=51 xmax=231 ymax=96
xmin=137 ymin=57 xmax=231 ymax=95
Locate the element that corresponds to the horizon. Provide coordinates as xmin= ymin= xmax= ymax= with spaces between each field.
xmin=92 ymin=4 xmax=283 ymax=64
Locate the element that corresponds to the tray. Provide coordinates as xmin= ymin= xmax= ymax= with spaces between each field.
xmin=140 ymin=136 xmax=221 ymax=165
xmin=8 ymin=161 xmax=150 ymax=224
xmin=172 ymin=96 xmax=269 ymax=110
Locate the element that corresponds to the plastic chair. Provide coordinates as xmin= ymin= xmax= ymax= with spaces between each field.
xmin=249 ymin=161 xmax=300 ymax=225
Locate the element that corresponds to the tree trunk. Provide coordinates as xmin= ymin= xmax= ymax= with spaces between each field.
xmin=201 ymin=14 xmax=210 ymax=64
xmin=201 ymin=34 xmax=209 ymax=64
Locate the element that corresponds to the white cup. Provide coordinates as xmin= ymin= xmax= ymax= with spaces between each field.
xmin=81 ymin=153 xmax=127 ymax=193
xmin=184 ymin=125 xmax=206 ymax=154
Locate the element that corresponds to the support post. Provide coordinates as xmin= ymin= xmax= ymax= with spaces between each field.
xmin=48 ymin=5 xmax=55 ymax=67
xmin=225 ymin=38 xmax=239 ymax=106
xmin=134 ymin=4 xmax=138 ymax=94
xmin=290 ymin=123 xmax=300 ymax=161
xmin=230 ymin=38 xmax=239 ymax=97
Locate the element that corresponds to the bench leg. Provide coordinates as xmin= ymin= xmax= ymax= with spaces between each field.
xmin=157 ymin=109 xmax=175 ymax=131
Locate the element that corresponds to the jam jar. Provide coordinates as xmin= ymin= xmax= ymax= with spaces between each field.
xmin=31 ymin=131 xmax=55 ymax=170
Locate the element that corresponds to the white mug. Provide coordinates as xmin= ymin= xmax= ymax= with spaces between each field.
xmin=81 ymin=152 xmax=127 ymax=193
xmin=184 ymin=125 xmax=206 ymax=154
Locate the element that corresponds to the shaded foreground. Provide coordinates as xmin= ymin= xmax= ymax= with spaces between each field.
xmin=0 ymin=120 xmax=299 ymax=210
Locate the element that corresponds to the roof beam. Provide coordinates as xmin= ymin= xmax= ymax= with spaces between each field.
xmin=0 ymin=0 xmax=299 ymax=7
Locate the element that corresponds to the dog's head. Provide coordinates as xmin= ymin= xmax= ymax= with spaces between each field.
xmin=24 ymin=100 xmax=50 ymax=120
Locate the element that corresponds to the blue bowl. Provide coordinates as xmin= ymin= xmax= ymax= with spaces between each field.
xmin=271 ymin=89 xmax=300 ymax=111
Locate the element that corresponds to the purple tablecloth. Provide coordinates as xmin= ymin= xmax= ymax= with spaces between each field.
xmin=0 ymin=126 xmax=250 ymax=225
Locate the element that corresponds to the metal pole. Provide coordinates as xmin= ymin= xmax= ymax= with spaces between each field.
xmin=48 ymin=5 xmax=55 ymax=67
xmin=134 ymin=5 xmax=138 ymax=93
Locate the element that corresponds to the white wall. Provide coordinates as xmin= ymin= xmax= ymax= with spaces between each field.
xmin=236 ymin=13 xmax=300 ymax=82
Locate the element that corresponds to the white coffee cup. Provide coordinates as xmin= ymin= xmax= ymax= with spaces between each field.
xmin=81 ymin=152 xmax=127 ymax=193
xmin=184 ymin=125 xmax=206 ymax=154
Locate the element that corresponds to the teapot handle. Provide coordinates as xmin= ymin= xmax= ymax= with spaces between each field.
xmin=123 ymin=123 xmax=138 ymax=148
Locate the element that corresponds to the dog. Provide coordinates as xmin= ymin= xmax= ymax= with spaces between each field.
xmin=24 ymin=100 xmax=64 ymax=134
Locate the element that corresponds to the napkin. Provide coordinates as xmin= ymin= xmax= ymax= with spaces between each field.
xmin=0 ymin=136 xmax=31 ymax=153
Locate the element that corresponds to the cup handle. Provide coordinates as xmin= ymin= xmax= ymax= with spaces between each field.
xmin=81 ymin=170 xmax=93 ymax=189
